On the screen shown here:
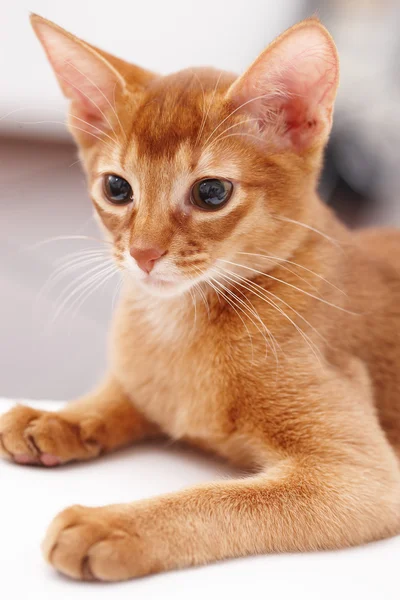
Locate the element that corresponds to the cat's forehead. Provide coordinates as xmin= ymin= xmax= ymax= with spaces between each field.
xmin=121 ymin=68 xmax=235 ymax=168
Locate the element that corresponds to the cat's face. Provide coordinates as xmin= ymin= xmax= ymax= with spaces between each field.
xmin=85 ymin=70 xmax=313 ymax=298
xmin=31 ymin=15 xmax=339 ymax=298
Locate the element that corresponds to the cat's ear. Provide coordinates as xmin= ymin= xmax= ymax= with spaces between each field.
xmin=30 ymin=14 xmax=154 ymax=135
xmin=226 ymin=18 xmax=339 ymax=151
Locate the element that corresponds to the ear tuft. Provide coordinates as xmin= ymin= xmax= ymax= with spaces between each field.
xmin=227 ymin=20 xmax=339 ymax=151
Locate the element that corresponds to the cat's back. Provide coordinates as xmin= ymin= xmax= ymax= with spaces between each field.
xmin=355 ymin=227 xmax=400 ymax=272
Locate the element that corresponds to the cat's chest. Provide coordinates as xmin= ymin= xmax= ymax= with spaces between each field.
xmin=110 ymin=298 xmax=232 ymax=441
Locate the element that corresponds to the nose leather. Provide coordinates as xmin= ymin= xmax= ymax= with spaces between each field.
xmin=129 ymin=245 xmax=166 ymax=274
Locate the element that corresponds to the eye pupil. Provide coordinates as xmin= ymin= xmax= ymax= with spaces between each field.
xmin=104 ymin=175 xmax=132 ymax=204
xmin=191 ymin=178 xmax=233 ymax=210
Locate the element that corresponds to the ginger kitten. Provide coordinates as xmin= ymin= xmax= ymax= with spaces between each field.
xmin=1 ymin=13 xmax=400 ymax=582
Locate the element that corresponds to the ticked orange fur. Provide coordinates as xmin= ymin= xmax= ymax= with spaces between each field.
xmin=1 ymin=14 xmax=400 ymax=581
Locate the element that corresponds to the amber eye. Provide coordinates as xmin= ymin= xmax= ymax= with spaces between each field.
xmin=191 ymin=178 xmax=233 ymax=210
xmin=103 ymin=174 xmax=133 ymax=205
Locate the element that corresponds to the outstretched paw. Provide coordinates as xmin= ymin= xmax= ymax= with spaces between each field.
xmin=42 ymin=504 xmax=147 ymax=581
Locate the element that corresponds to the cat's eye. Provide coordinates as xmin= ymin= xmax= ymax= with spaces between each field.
xmin=103 ymin=174 xmax=133 ymax=205
xmin=191 ymin=178 xmax=233 ymax=211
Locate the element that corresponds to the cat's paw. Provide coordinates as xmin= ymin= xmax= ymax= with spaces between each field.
xmin=0 ymin=405 xmax=103 ymax=466
xmin=42 ymin=505 xmax=146 ymax=581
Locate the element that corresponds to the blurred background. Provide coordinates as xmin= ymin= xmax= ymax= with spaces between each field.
xmin=1 ymin=0 xmax=399 ymax=400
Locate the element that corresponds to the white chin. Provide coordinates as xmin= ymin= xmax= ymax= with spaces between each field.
xmin=138 ymin=275 xmax=192 ymax=298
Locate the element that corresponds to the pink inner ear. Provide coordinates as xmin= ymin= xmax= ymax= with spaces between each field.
xmin=33 ymin=22 xmax=123 ymax=130
xmin=230 ymin=23 xmax=339 ymax=150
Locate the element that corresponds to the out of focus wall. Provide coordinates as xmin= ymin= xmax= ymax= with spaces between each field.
xmin=0 ymin=0 xmax=305 ymax=139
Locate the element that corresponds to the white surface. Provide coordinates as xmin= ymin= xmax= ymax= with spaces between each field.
xmin=0 ymin=0 xmax=305 ymax=138
xmin=1 ymin=397 xmax=399 ymax=599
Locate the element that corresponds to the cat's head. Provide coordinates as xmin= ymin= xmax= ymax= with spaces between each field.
xmin=31 ymin=14 xmax=339 ymax=298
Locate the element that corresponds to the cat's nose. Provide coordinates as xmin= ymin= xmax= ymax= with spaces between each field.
xmin=129 ymin=245 xmax=166 ymax=274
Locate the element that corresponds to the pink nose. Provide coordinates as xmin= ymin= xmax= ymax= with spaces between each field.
xmin=129 ymin=245 xmax=166 ymax=274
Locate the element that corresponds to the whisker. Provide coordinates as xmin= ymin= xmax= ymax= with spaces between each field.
xmin=219 ymin=259 xmax=358 ymax=315
xmin=207 ymin=277 xmax=255 ymax=363
xmin=111 ymin=274 xmax=124 ymax=312
xmin=69 ymin=114 xmax=118 ymax=144
xmin=239 ymin=251 xmax=347 ymax=296
xmin=50 ymin=262 xmax=115 ymax=325
xmin=210 ymin=272 xmax=278 ymax=362
xmin=67 ymin=266 xmax=118 ymax=325
xmin=202 ymin=92 xmax=279 ymax=148
xmin=206 ymin=131 xmax=263 ymax=149
xmin=196 ymin=283 xmax=211 ymax=320
xmin=189 ymin=287 xmax=198 ymax=335
xmin=275 ymin=216 xmax=344 ymax=251
xmin=18 ymin=120 xmax=115 ymax=151
xmin=205 ymin=117 xmax=260 ymax=152
xmin=218 ymin=265 xmax=324 ymax=363
xmin=55 ymin=248 xmax=110 ymax=267
xmin=191 ymin=269 xmax=211 ymax=320
xmin=222 ymin=265 xmax=328 ymax=344
xmin=36 ymin=253 xmax=111 ymax=308
xmin=29 ymin=234 xmax=112 ymax=251
xmin=5 ymin=104 xmax=116 ymax=144
xmin=237 ymin=252 xmax=319 ymax=294
xmin=212 ymin=269 xmax=281 ymax=362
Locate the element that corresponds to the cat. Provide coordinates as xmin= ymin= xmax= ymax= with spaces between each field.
xmin=1 ymin=13 xmax=400 ymax=582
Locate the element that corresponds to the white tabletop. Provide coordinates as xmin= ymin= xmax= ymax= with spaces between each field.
xmin=1 ymin=397 xmax=399 ymax=599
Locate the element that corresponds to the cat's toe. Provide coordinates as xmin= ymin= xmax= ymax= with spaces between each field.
xmin=0 ymin=405 xmax=43 ymax=463
xmin=0 ymin=405 xmax=100 ymax=467
xmin=14 ymin=453 xmax=41 ymax=465
xmin=43 ymin=505 xmax=138 ymax=581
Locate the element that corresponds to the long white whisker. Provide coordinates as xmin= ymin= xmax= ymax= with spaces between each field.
xmin=196 ymin=283 xmax=211 ymax=320
xmin=67 ymin=267 xmax=118 ymax=325
xmin=275 ymin=216 xmax=344 ymax=251
xmin=18 ymin=120 xmax=114 ymax=151
xmin=29 ymin=235 xmax=112 ymax=251
xmin=69 ymin=114 xmax=118 ymax=144
xmin=111 ymin=274 xmax=124 ymax=312
xmin=212 ymin=269 xmax=280 ymax=363
xmin=222 ymin=265 xmax=328 ymax=345
xmin=55 ymin=248 xmax=110 ymax=267
xmin=210 ymin=272 xmax=278 ymax=362
xmin=239 ymin=251 xmax=347 ymax=296
xmin=191 ymin=269 xmax=211 ymax=320
xmin=205 ymin=117 xmax=260 ymax=152
xmin=6 ymin=104 xmax=115 ymax=144
xmin=207 ymin=277 xmax=255 ymax=363
xmin=219 ymin=266 xmax=324 ymax=363
xmin=206 ymin=131 xmax=263 ymax=148
xmin=237 ymin=252 xmax=320 ymax=294
xmin=219 ymin=259 xmax=357 ymax=315
xmin=189 ymin=288 xmax=198 ymax=335
xmin=202 ymin=92 xmax=277 ymax=148
xmin=50 ymin=262 xmax=115 ymax=325
xmin=36 ymin=254 xmax=112 ymax=308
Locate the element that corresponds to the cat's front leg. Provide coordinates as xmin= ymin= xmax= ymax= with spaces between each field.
xmin=41 ymin=436 xmax=400 ymax=581
xmin=0 ymin=377 xmax=159 ymax=466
